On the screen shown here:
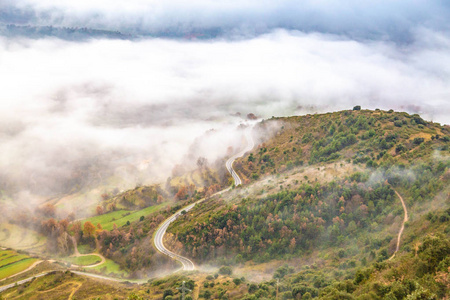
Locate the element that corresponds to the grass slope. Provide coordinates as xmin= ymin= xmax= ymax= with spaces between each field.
xmin=81 ymin=203 xmax=166 ymax=230
xmin=0 ymin=250 xmax=38 ymax=280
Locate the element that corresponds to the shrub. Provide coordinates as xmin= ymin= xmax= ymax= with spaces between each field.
xmin=248 ymin=283 xmax=258 ymax=293
xmin=163 ymin=289 xmax=174 ymax=299
xmin=353 ymin=106 xmax=361 ymax=111
xmin=203 ymin=290 xmax=212 ymax=299
xmin=394 ymin=120 xmax=403 ymax=127
xmin=219 ymin=266 xmax=233 ymax=276
xmin=413 ymin=137 xmax=425 ymax=145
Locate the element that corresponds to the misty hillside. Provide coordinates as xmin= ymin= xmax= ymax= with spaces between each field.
xmin=0 ymin=109 xmax=449 ymax=299
xmin=1 ymin=0 xmax=450 ymax=299
xmin=163 ymin=109 xmax=449 ymax=298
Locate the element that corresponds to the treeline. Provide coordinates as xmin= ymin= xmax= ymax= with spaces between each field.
xmin=2 ymin=24 xmax=130 ymax=40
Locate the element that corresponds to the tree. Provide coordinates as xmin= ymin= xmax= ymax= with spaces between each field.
xmin=96 ymin=205 xmax=104 ymax=215
xmin=83 ymin=221 xmax=96 ymax=238
xmin=197 ymin=157 xmax=208 ymax=169
xmin=353 ymin=106 xmax=361 ymax=111
xmin=39 ymin=203 xmax=56 ymax=217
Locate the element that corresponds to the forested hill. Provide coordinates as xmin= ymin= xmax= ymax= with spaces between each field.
xmin=234 ymin=108 xmax=449 ymax=184
xmin=165 ymin=108 xmax=450 ymax=299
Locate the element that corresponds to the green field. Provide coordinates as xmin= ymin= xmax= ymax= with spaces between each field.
xmin=0 ymin=249 xmax=38 ymax=280
xmin=64 ymin=255 xmax=102 ymax=266
xmin=0 ymin=250 xmax=16 ymax=261
xmin=77 ymin=244 xmax=95 ymax=254
xmin=81 ymin=203 xmax=166 ymax=230
xmin=92 ymin=258 xmax=127 ymax=277
xmin=0 ymin=254 xmax=29 ymax=268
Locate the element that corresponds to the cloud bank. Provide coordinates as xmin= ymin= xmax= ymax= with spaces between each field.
xmin=0 ymin=1 xmax=449 ymax=200
xmin=1 ymin=0 xmax=450 ymax=41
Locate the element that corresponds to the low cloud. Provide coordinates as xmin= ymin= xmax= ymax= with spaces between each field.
xmin=2 ymin=0 xmax=450 ymax=42
xmin=0 ymin=5 xmax=449 ymax=200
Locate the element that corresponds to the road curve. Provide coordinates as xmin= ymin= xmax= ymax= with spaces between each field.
xmin=154 ymin=126 xmax=254 ymax=271
xmin=226 ymin=128 xmax=255 ymax=186
xmin=1 ymin=127 xmax=255 ymax=290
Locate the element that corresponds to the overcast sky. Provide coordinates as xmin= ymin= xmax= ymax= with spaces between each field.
xmin=0 ymin=0 xmax=449 ymax=199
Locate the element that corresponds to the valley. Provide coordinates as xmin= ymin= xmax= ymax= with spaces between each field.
xmin=0 ymin=109 xmax=449 ymax=299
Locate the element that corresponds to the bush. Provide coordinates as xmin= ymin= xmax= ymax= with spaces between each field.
xmin=394 ymin=120 xmax=403 ymax=127
xmin=219 ymin=266 xmax=233 ymax=276
xmin=163 ymin=289 xmax=174 ymax=299
xmin=353 ymin=106 xmax=361 ymax=111
xmin=248 ymin=283 xmax=258 ymax=293
xmin=395 ymin=144 xmax=405 ymax=154
xmin=413 ymin=137 xmax=425 ymax=145
xmin=203 ymin=290 xmax=212 ymax=299
xmin=233 ymin=278 xmax=242 ymax=286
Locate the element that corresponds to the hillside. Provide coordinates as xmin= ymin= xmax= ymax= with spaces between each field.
xmin=234 ymin=109 xmax=449 ymax=183
xmin=1 ymin=109 xmax=449 ymax=299
xmin=163 ymin=109 xmax=449 ymax=298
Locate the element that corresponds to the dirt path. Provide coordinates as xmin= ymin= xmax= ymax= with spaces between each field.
xmin=389 ymin=190 xmax=409 ymax=260
xmin=71 ymin=236 xmax=80 ymax=256
xmin=68 ymin=282 xmax=83 ymax=300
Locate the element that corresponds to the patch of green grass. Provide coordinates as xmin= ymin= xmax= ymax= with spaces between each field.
xmin=0 ymin=258 xmax=38 ymax=280
xmin=0 ymin=250 xmax=16 ymax=261
xmin=77 ymin=244 xmax=95 ymax=255
xmin=64 ymin=255 xmax=101 ymax=266
xmin=91 ymin=258 xmax=127 ymax=277
xmin=81 ymin=203 xmax=166 ymax=230
xmin=0 ymin=254 xmax=29 ymax=268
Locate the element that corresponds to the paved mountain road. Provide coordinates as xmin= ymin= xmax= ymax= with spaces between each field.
xmin=1 ymin=126 xmax=255 ymax=292
xmin=153 ymin=126 xmax=254 ymax=271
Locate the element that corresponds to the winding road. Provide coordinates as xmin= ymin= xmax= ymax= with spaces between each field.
xmin=0 ymin=126 xmax=255 ymax=293
xmin=225 ymin=128 xmax=255 ymax=186
xmin=153 ymin=126 xmax=254 ymax=271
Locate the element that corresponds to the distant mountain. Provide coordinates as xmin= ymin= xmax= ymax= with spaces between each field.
xmin=0 ymin=24 xmax=131 ymax=41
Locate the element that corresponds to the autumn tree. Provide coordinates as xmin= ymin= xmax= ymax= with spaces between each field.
xmin=96 ymin=205 xmax=104 ymax=215
xmin=83 ymin=221 xmax=96 ymax=238
xmin=39 ymin=203 xmax=56 ymax=217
